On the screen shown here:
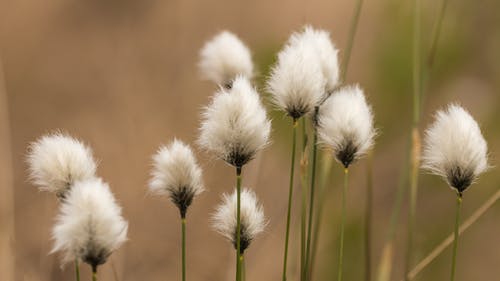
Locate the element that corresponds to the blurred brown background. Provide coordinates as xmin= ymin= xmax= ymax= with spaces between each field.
xmin=1 ymin=0 xmax=500 ymax=280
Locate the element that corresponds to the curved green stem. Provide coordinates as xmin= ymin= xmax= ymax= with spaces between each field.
xmin=450 ymin=193 xmax=462 ymax=281
xmin=236 ymin=166 xmax=243 ymax=281
xmin=337 ymin=168 xmax=349 ymax=281
xmin=282 ymin=118 xmax=298 ymax=281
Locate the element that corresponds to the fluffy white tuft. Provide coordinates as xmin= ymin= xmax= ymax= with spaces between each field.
xmin=289 ymin=26 xmax=340 ymax=92
xmin=27 ymin=133 xmax=97 ymax=198
xmin=198 ymin=76 xmax=271 ymax=167
xmin=267 ymin=35 xmax=325 ymax=119
xmin=422 ymin=104 xmax=489 ymax=193
xmin=317 ymin=85 xmax=375 ymax=167
xmin=199 ymin=31 xmax=253 ymax=87
xmin=51 ymin=178 xmax=128 ymax=267
xmin=149 ymin=140 xmax=204 ymax=216
xmin=212 ymin=188 xmax=266 ymax=252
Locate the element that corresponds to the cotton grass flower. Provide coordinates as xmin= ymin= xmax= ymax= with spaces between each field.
xmin=421 ymin=104 xmax=488 ymax=194
xmin=421 ymin=104 xmax=489 ymax=281
xmin=149 ymin=140 xmax=204 ymax=218
xmin=288 ymin=26 xmax=340 ymax=93
xmin=27 ymin=133 xmax=97 ymax=199
xmin=198 ymin=76 xmax=271 ymax=168
xmin=212 ymin=188 xmax=266 ymax=254
xmin=267 ymin=39 xmax=325 ymax=119
xmin=51 ymin=178 xmax=128 ymax=275
xmin=199 ymin=31 xmax=253 ymax=88
xmin=317 ymin=85 xmax=375 ymax=168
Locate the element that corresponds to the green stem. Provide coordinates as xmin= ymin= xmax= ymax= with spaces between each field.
xmin=341 ymin=0 xmax=365 ymax=82
xmin=241 ymin=255 xmax=246 ymax=281
xmin=450 ymin=193 xmax=462 ymax=281
xmin=236 ymin=166 xmax=243 ymax=281
xmin=428 ymin=0 xmax=449 ymax=68
xmin=308 ymin=156 xmax=333 ymax=281
xmin=92 ymin=266 xmax=97 ymax=281
xmin=405 ymin=0 xmax=422 ymax=277
xmin=304 ymin=128 xmax=318 ymax=280
xmin=282 ymin=118 xmax=298 ymax=281
xmin=365 ymin=153 xmax=373 ymax=281
xmin=300 ymin=118 xmax=308 ymax=281
xmin=337 ymin=168 xmax=349 ymax=281
xmin=181 ymin=216 xmax=186 ymax=281
xmin=75 ymin=260 xmax=80 ymax=281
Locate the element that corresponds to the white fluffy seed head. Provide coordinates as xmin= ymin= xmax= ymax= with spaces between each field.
xmin=212 ymin=188 xmax=266 ymax=253
xmin=422 ymin=104 xmax=489 ymax=194
xmin=27 ymin=133 xmax=97 ymax=198
xmin=317 ymin=85 xmax=375 ymax=168
xmin=289 ymin=26 xmax=340 ymax=92
xmin=149 ymin=140 xmax=204 ymax=217
xmin=51 ymin=178 xmax=128 ymax=268
xmin=267 ymin=35 xmax=325 ymax=119
xmin=199 ymin=31 xmax=254 ymax=87
xmin=198 ymin=76 xmax=271 ymax=167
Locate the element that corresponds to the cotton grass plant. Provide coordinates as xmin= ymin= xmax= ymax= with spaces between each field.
xmin=317 ymin=85 xmax=375 ymax=281
xmin=149 ymin=140 xmax=204 ymax=281
xmin=27 ymin=132 xmax=128 ymax=281
xmin=268 ymin=25 xmax=340 ymax=281
xmin=421 ymin=104 xmax=488 ymax=281
xmin=198 ymin=72 xmax=270 ymax=281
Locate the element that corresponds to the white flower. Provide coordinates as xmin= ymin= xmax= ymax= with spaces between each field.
xmin=51 ymin=178 xmax=128 ymax=269
xmin=267 ymin=37 xmax=325 ymax=119
xmin=212 ymin=188 xmax=266 ymax=253
xmin=317 ymin=85 xmax=375 ymax=167
xmin=199 ymin=31 xmax=253 ymax=88
xmin=198 ymin=76 xmax=271 ymax=167
xmin=149 ymin=140 xmax=204 ymax=217
xmin=27 ymin=133 xmax=97 ymax=199
xmin=289 ymin=26 xmax=340 ymax=92
xmin=422 ymin=104 xmax=489 ymax=193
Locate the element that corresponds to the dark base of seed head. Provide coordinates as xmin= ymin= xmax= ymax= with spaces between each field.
xmin=232 ymin=226 xmax=251 ymax=254
xmin=227 ymin=150 xmax=252 ymax=168
xmin=336 ymin=140 xmax=357 ymax=168
xmin=448 ymin=166 xmax=473 ymax=194
xmin=171 ymin=186 xmax=195 ymax=218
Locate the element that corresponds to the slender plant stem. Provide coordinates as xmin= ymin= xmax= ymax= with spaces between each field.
xmin=365 ymin=153 xmax=373 ymax=281
xmin=282 ymin=118 xmax=298 ymax=281
xmin=406 ymin=189 xmax=500 ymax=280
xmin=405 ymin=0 xmax=422 ymax=276
xmin=428 ymin=0 xmax=449 ymax=68
xmin=300 ymin=118 xmax=309 ymax=281
xmin=241 ymin=255 xmax=246 ymax=281
xmin=181 ymin=216 xmax=186 ymax=281
xmin=337 ymin=168 xmax=349 ymax=281
xmin=341 ymin=0 xmax=365 ymax=82
xmin=236 ymin=166 xmax=243 ymax=281
xmin=304 ymin=127 xmax=318 ymax=280
xmin=308 ymin=156 xmax=333 ymax=281
xmin=92 ymin=267 xmax=97 ymax=281
xmin=75 ymin=260 xmax=80 ymax=281
xmin=450 ymin=193 xmax=462 ymax=281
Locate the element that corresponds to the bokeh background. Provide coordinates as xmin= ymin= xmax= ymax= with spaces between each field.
xmin=1 ymin=0 xmax=499 ymax=280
